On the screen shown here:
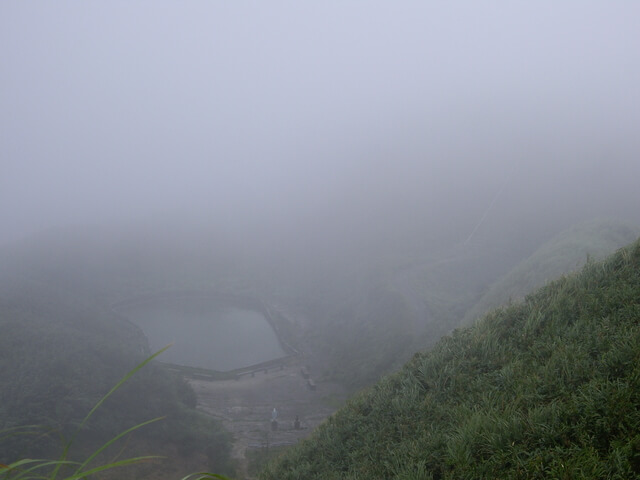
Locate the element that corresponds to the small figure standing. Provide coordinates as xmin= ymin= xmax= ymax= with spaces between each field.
xmin=294 ymin=415 xmax=300 ymax=430
xmin=272 ymin=408 xmax=278 ymax=421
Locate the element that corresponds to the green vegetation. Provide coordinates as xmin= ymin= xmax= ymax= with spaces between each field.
xmin=463 ymin=219 xmax=640 ymax=324
xmin=0 ymin=348 xmax=166 ymax=480
xmin=0 ymin=347 xmax=234 ymax=480
xmin=298 ymin=220 xmax=639 ymax=390
xmin=0 ymin=279 xmax=233 ymax=478
xmin=2 ymin=219 xmax=637 ymax=478
xmin=262 ymin=237 xmax=640 ymax=479
xmin=246 ymin=446 xmax=289 ymax=477
xmin=4 ymin=220 xmax=634 ymax=395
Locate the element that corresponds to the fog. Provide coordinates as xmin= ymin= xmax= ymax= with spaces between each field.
xmin=2 ymin=1 xmax=640 ymax=255
xmin=4 ymin=5 xmax=640 ymax=469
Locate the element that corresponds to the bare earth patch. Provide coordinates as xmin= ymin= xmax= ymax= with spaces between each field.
xmin=190 ymin=363 xmax=347 ymax=479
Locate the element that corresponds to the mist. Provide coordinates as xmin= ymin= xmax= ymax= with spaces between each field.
xmin=2 ymin=1 xmax=639 ymax=255
xmin=4 ymin=4 xmax=640 ymax=476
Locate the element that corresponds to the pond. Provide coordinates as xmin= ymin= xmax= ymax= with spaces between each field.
xmin=116 ymin=296 xmax=286 ymax=371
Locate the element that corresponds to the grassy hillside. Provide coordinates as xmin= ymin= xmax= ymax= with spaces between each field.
xmin=463 ymin=219 xmax=640 ymax=325
xmin=0 ymin=278 xmax=233 ymax=478
xmin=288 ymin=238 xmax=540 ymax=390
xmin=261 ymin=237 xmax=640 ymax=479
xmin=299 ymin=220 xmax=639 ymax=390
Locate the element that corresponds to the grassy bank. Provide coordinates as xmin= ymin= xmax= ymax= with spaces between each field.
xmin=262 ymin=237 xmax=640 ymax=479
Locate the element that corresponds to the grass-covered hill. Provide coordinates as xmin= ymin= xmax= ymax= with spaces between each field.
xmin=463 ymin=219 xmax=640 ymax=325
xmin=302 ymin=219 xmax=639 ymax=390
xmin=261 ymin=237 xmax=640 ymax=479
xmin=0 ymin=277 xmax=233 ymax=478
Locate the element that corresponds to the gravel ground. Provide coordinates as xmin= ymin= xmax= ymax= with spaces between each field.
xmin=189 ymin=364 xmax=347 ymax=479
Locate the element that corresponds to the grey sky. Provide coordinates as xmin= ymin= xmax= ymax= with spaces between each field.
xmin=2 ymin=1 xmax=639 ymax=247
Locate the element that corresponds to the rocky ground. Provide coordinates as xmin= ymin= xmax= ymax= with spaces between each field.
xmin=190 ymin=363 xmax=348 ymax=479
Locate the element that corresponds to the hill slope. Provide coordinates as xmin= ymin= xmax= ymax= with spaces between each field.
xmin=0 ymin=278 xmax=233 ymax=478
xmin=262 ymin=237 xmax=640 ymax=479
xmin=463 ymin=219 xmax=640 ymax=324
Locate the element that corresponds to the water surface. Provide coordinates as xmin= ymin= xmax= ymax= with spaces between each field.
xmin=118 ymin=297 xmax=285 ymax=370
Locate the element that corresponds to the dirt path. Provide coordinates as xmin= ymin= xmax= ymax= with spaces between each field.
xmin=190 ymin=364 xmax=347 ymax=479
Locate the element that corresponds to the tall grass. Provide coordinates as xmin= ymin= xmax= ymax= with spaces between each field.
xmin=0 ymin=345 xmax=233 ymax=480
xmin=261 ymin=238 xmax=640 ymax=479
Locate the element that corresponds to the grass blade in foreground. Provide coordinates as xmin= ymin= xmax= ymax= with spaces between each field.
xmin=2 ymin=344 xmax=235 ymax=480
xmin=180 ymin=473 xmax=234 ymax=480
xmin=51 ymin=345 xmax=172 ymax=480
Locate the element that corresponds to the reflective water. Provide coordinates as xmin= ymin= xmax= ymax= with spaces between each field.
xmin=118 ymin=297 xmax=285 ymax=371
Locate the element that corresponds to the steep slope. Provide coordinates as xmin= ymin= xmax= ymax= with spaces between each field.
xmin=262 ymin=237 xmax=640 ymax=479
xmin=463 ymin=219 xmax=639 ymax=324
xmin=301 ymin=220 xmax=639 ymax=390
